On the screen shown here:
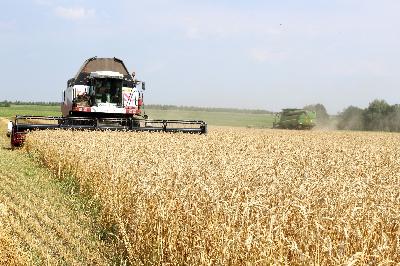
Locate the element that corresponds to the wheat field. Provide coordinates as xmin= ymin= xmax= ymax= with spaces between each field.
xmin=25 ymin=128 xmax=400 ymax=265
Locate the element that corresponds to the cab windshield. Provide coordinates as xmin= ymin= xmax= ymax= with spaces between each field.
xmin=90 ymin=78 xmax=122 ymax=105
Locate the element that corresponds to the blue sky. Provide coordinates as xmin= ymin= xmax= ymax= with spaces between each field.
xmin=1 ymin=0 xmax=399 ymax=113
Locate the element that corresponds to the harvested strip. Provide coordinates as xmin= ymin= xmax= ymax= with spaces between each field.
xmin=0 ymin=118 xmax=109 ymax=265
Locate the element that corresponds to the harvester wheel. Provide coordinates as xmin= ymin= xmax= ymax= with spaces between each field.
xmin=200 ymin=124 xmax=207 ymax=134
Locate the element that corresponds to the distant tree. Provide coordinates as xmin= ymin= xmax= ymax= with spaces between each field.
xmin=145 ymin=104 xmax=272 ymax=114
xmin=337 ymin=106 xmax=364 ymax=130
xmin=337 ymin=99 xmax=400 ymax=132
xmin=8 ymin=101 xmax=59 ymax=106
xmin=0 ymin=100 xmax=10 ymax=107
xmin=363 ymin=99 xmax=394 ymax=131
xmin=386 ymin=104 xmax=400 ymax=132
xmin=304 ymin=103 xmax=329 ymax=124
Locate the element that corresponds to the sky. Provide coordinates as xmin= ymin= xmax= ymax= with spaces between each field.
xmin=1 ymin=0 xmax=399 ymax=114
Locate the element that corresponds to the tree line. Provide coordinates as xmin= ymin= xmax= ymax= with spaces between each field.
xmin=337 ymin=99 xmax=400 ymax=132
xmin=0 ymin=100 xmax=59 ymax=106
xmin=303 ymin=100 xmax=400 ymax=132
xmin=0 ymin=101 xmax=10 ymax=107
xmin=145 ymin=104 xmax=273 ymax=114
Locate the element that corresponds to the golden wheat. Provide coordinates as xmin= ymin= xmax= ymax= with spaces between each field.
xmin=25 ymin=128 xmax=400 ymax=265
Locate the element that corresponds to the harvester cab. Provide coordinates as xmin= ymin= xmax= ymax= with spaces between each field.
xmin=9 ymin=57 xmax=207 ymax=148
xmin=62 ymin=58 xmax=146 ymax=118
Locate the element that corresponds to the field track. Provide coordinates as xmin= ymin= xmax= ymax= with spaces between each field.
xmin=0 ymin=118 xmax=109 ymax=265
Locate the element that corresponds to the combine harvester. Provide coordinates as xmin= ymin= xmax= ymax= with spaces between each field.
xmin=272 ymin=108 xmax=316 ymax=130
xmin=9 ymin=57 xmax=207 ymax=147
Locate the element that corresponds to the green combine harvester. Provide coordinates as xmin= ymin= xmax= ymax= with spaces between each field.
xmin=273 ymin=108 xmax=316 ymax=129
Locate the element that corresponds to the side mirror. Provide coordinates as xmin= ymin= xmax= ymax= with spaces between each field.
xmin=7 ymin=121 xmax=13 ymax=137
xmin=142 ymin=81 xmax=146 ymax=91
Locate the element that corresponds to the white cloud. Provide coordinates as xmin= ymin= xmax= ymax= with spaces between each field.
xmin=249 ymin=48 xmax=288 ymax=63
xmin=180 ymin=13 xmax=283 ymax=40
xmin=185 ymin=25 xmax=202 ymax=40
xmin=54 ymin=6 xmax=95 ymax=20
xmin=328 ymin=59 xmax=395 ymax=78
xmin=143 ymin=62 xmax=166 ymax=74
xmin=34 ymin=0 xmax=53 ymax=6
xmin=0 ymin=20 xmax=16 ymax=31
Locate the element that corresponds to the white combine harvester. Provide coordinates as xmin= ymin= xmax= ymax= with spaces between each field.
xmin=9 ymin=57 xmax=207 ymax=147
